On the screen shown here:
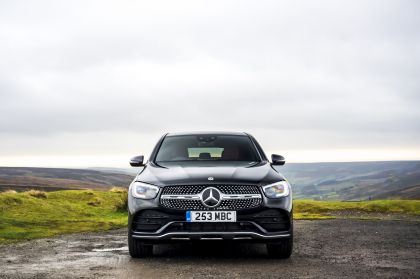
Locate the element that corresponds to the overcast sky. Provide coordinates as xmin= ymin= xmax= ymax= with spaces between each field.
xmin=0 ymin=0 xmax=419 ymax=167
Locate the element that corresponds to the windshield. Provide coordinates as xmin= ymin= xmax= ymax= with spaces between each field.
xmin=155 ymin=135 xmax=260 ymax=162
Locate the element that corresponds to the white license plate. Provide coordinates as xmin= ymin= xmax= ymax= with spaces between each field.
xmin=186 ymin=211 xmax=237 ymax=222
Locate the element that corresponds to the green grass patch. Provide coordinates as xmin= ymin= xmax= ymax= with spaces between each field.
xmin=294 ymin=200 xmax=420 ymax=219
xmin=294 ymin=212 xmax=335 ymax=220
xmin=0 ymin=190 xmax=128 ymax=244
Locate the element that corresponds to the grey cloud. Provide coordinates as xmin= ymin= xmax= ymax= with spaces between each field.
xmin=0 ymin=0 xmax=420 ymax=157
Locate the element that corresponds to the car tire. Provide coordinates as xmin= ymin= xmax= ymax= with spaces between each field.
xmin=266 ymin=238 xmax=293 ymax=259
xmin=128 ymin=234 xmax=153 ymax=258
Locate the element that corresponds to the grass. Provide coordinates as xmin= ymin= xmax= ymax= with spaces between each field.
xmin=294 ymin=212 xmax=335 ymax=220
xmin=294 ymin=200 xmax=420 ymax=219
xmin=0 ymin=190 xmax=419 ymax=244
xmin=0 ymin=190 xmax=128 ymax=244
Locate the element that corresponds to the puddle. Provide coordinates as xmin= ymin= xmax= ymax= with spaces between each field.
xmin=92 ymin=246 xmax=128 ymax=252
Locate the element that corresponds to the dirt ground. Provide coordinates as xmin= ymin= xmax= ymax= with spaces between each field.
xmin=0 ymin=219 xmax=419 ymax=279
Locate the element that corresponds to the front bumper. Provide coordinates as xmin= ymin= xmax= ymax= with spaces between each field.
xmin=129 ymin=208 xmax=292 ymax=242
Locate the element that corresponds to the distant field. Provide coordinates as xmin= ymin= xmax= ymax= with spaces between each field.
xmin=1 ymin=190 xmax=419 ymax=244
xmin=0 ymin=167 xmax=134 ymax=192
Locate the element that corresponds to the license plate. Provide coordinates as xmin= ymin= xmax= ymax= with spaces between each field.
xmin=186 ymin=211 xmax=236 ymax=222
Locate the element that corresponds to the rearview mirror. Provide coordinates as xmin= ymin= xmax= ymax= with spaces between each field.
xmin=130 ymin=155 xmax=145 ymax=167
xmin=271 ymin=154 xmax=285 ymax=166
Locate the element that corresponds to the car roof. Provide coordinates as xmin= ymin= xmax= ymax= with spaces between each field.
xmin=166 ymin=131 xmax=248 ymax=137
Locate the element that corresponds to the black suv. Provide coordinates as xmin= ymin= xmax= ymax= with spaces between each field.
xmin=128 ymin=132 xmax=293 ymax=258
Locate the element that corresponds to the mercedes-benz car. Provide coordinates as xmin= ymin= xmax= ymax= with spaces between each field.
xmin=128 ymin=132 xmax=293 ymax=258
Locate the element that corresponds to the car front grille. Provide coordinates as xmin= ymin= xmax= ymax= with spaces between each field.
xmin=160 ymin=198 xmax=262 ymax=211
xmin=161 ymin=185 xmax=260 ymax=195
xmin=160 ymin=185 xmax=262 ymax=210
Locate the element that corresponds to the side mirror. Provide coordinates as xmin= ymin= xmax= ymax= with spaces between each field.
xmin=130 ymin=155 xmax=145 ymax=167
xmin=271 ymin=154 xmax=285 ymax=166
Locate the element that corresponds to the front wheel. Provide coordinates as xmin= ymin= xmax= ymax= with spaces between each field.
xmin=266 ymin=238 xmax=293 ymax=258
xmin=128 ymin=234 xmax=153 ymax=258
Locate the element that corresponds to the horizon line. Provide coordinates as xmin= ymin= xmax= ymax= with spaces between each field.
xmin=1 ymin=159 xmax=420 ymax=170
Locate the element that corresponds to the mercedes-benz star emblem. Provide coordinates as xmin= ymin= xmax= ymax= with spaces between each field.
xmin=200 ymin=187 xmax=221 ymax=208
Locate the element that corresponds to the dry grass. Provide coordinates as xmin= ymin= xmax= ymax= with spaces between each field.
xmin=114 ymin=194 xmax=128 ymax=212
xmin=110 ymin=187 xmax=128 ymax=193
xmin=87 ymin=197 xmax=102 ymax=206
xmin=84 ymin=190 xmax=95 ymax=196
xmin=3 ymin=190 xmax=17 ymax=194
xmin=25 ymin=190 xmax=48 ymax=199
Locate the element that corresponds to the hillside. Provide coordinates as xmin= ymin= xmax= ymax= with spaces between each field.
xmin=279 ymin=161 xmax=420 ymax=200
xmin=0 ymin=167 xmax=134 ymax=192
xmin=1 ymin=161 xmax=420 ymax=200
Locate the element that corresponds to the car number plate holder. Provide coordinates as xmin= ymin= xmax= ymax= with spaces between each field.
xmin=186 ymin=211 xmax=236 ymax=222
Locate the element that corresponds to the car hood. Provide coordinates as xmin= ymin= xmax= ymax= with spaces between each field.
xmin=135 ymin=161 xmax=285 ymax=186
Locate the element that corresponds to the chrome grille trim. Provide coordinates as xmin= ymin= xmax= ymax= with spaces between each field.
xmin=161 ymin=194 xmax=262 ymax=200
xmin=161 ymin=195 xmax=200 ymax=200
xmin=160 ymin=185 xmax=262 ymax=210
xmin=132 ymin=232 xmax=291 ymax=240
xmin=222 ymin=194 xmax=262 ymax=199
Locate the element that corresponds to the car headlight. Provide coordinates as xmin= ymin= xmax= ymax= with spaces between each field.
xmin=262 ymin=181 xmax=290 ymax=198
xmin=131 ymin=182 xmax=159 ymax=199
